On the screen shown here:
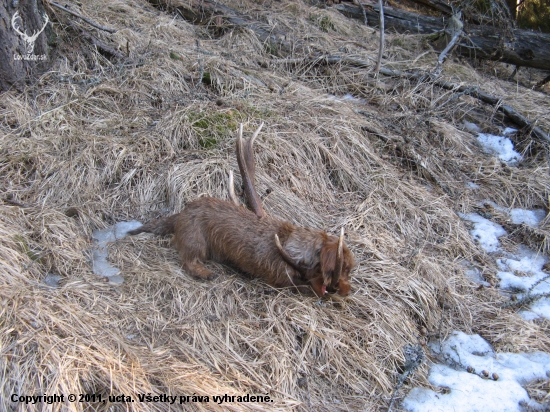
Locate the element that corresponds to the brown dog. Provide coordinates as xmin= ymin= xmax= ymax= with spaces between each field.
xmin=129 ymin=124 xmax=355 ymax=296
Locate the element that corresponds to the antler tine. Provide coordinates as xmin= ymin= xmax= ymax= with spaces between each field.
xmin=244 ymin=122 xmax=264 ymax=177
xmin=236 ymin=123 xmax=266 ymax=218
xmin=334 ymin=227 xmax=345 ymax=280
xmin=249 ymin=122 xmax=264 ymax=145
xmin=337 ymin=227 xmax=344 ymax=258
xmin=228 ymin=170 xmax=239 ymax=206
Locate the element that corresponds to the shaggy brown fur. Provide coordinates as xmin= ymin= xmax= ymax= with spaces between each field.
xmin=129 ymin=197 xmax=354 ymax=296
xmin=129 ymin=124 xmax=355 ymax=297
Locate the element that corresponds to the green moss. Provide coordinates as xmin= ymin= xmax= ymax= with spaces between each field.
xmin=186 ymin=111 xmax=240 ymax=149
xmin=311 ymin=14 xmax=335 ymax=32
xmin=201 ymin=72 xmax=212 ymax=85
xmin=391 ymin=38 xmax=406 ymax=48
xmin=169 ymin=51 xmax=183 ymax=60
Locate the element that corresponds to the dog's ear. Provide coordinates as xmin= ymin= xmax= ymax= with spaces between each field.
xmin=320 ymin=243 xmax=338 ymax=285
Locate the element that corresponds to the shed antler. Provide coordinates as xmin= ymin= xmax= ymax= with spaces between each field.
xmin=228 ymin=170 xmax=239 ymax=206
xmin=236 ymin=123 xmax=266 ymax=218
xmin=333 ymin=227 xmax=345 ymax=285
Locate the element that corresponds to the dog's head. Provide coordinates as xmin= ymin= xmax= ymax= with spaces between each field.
xmin=309 ymin=234 xmax=355 ymax=297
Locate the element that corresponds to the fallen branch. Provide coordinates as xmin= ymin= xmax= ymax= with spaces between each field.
xmin=374 ymin=0 xmax=384 ymax=76
xmin=66 ymin=21 xmax=124 ymax=59
xmin=381 ymin=66 xmax=550 ymax=145
xmin=432 ymin=12 xmax=463 ymax=76
xmin=388 ymin=344 xmax=425 ymax=412
xmin=353 ymin=0 xmax=368 ymax=25
xmin=274 ymin=55 xmax=550 ymax=145
xmin=535 ymin=73 xmax=550 ymax=90
xmin=50 ymin=1 xmax=117 ymax=33
xmin=148 ymin=0 xmax=296 ymax=56
xmin=334 ymin=2 xmax=550 ymax=71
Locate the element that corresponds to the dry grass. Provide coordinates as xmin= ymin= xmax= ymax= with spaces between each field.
xmin=1 ymin=0 xmax=549 ymax=410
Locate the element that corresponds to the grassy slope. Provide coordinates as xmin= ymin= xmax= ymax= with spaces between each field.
xmin=0 ymin=0 xmax=548 ymax=410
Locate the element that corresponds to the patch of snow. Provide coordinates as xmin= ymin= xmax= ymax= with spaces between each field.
xmin=42 ymin=273 xmax=62 ymax=288
xmin=464 ymin=267 xmax=491 ymax=287
xmin=463 ymin=121 xmax=481 ymax=134
xmin=501 ymin=246 xmax=550 ymax=319
xmin=509 ymin=208 xmax=546 ymax=227
xmin=503 ymin=127 xmax=518 ymax=135
xmin=477 ymin=133 xmax=522 ymax=164
xmin=459 ymin=213 xmax=507 ymax=253
xmin=496 ymin=247 xmax=550 ymax=318
xmin=91 ymin=220 xmax=142 ymax=284
xmin=327 ymin=93 xmax=364 ymax=103
xmin=403 ymin=331 xmax=550 ymax=412
xmin=460 ymin=213 xmax=550 ymax=319
xmin=466 ymin=182 xmax=480 ymax=189
xmin=529 ymin=298 xmax=550 ymax=320
xmin=519 ymin=310 xmax=540 ymax=321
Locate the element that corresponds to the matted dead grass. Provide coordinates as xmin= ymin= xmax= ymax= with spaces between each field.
xmin=1 ymin=0 xmax=549 ymax=411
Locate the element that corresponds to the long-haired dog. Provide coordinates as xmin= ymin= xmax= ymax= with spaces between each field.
xmin=129 ymin=124 xmax=355 ymax=296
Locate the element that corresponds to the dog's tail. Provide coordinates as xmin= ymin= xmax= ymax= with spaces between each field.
xmin=127 ymin=214 xmax=178 ymax=236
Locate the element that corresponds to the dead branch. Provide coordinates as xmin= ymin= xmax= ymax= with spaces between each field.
xmin=535 ymin=73 xmax=550 ymax=90
xmin=334 ymin=2 xmax=550 ymax=71
xmin=381 ymin=66 xmax=550 ymax=145
xmin=433 ymin=12 xmax=463 ymax=76
xmin=274 ymin=54 xmax=550 ymax=145
xmin=50 ymin=1 xmax=117 ymax=33
xmin=66 ymin=21 xmax=124 ymax=59
xmin=375 ymin=0 xmax=384 ymax=76
xmin=353 ymin=0 xmax=368 ymax=25
xmin=148 ymin=0 xmax=296 ymax=56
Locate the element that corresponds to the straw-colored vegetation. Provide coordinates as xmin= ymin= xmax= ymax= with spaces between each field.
xmin=1 ymin=0 xmax=549 ymax=410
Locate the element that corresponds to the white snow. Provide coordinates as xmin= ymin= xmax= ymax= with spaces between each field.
xmin=464 ymin=267 xmax=491 ymax=287
xmin=509 ymin=208 xmax=546 ymax=227
xmin=463 ymin=121 xmax=481 ymax=134
xmin=477 ymin=133 xmax=522 ymax=164
xmin=403 ymin=332 xmax=550 ymax=412
xmin=496 ymin=246 xmax=550 ymax=319
xmin=503 ymin=127 xmax=518 ymax=135
xmin=459 ymin=213 xmax=507 ymax=253
xmin=466 ymin=182 xmax=480 ymax=190
xmin=327 ymin=93 xmax=364 ymax=103
xmin=459 ymin=211 xmax=550 ymax=319
xmin=91 ymin=220 xmax=142 ymax=284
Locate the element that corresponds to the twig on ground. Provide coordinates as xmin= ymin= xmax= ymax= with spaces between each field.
xmin=502 ymin=272 xmax=550 ymax=309
xmin=387 ymin=344 xmax=425 ymax=412
xmin=433 ymin=12 xmax=463 ymax=76
xmin=375 ymin=0 xmax=384 ymax=76
xmin=534 ymin=73 xmax=550 ymax=89
xmin=433 ymin=32 xmax=462 ymax=76
xmin=354 ymin=0 xmax=368 ymax=25
xmin=50 ymin=1 xmax=117 ymax=33
xmin=273 ymin=53 xmax=549 ymax=144
xmin=66 ymin=21 xmax=124 ymax=59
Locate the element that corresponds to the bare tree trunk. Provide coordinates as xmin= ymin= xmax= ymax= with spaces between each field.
xmin=0 ymin=0 xmax=52 ymax=92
